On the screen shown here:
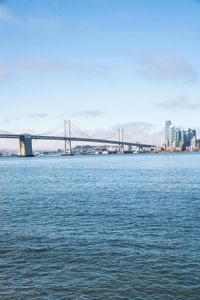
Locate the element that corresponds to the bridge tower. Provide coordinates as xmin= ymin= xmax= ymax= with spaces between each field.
xmin=64 ymin=120 xmax=67 ymax=155
xmin=19 ymin=134 xmax=33 ymax=157
xmin=118 ymin=128 xmax=120 ymax=153
xmin=118 ymin=128 xmax=124 ymax=154
xmin=68 ymin=120 xmax=72 ymax=155
xmin=121 ymin=128 xmax=124 ymax=154
xmin=64 ymin=120 xmax=72 ymax=155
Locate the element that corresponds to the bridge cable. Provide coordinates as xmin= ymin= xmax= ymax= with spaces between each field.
xmin=102 ymin=132 xmax=118 ymax=141
xmin=36 ymin=121 xmax=65 ymax=136
xmin=123 ymin=129 xmax=138 ymax=144
xmin=0 ymin=128 xmax=15 ymax=135
xmin=70 ymin=121 xmax=94 ymax=139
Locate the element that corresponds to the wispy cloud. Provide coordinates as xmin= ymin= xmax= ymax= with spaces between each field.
xmin=0 ymin=4 xmax=65 ymax=30
xmin=17 ymin=57 xmax=65 ymax=74
xmin=0 ymin=4 xmax=15 ymax=22
xmin=136 ymin=52 xmax=197 ymax=82
xmin=157 ymin=95 xmax=200 ymax=111
xmin=29 ymin=113 xmax=49 ymax=119
xmin=0 ymin=114 xmax=49 ymax=130
xmin=73 ymin=110 xmax=107 ymax=118
xmin=16 ymin=56 xmax=110 ymax=78
xmin=0 ymin=61 xmax=12 ymax=79
xmin=65 ymin=63 xmax=110 ymax=78
xmin=25 ymin=16 xmax=66 ymax=31
xmin=2 ymin=118 xmax=10 ymax=125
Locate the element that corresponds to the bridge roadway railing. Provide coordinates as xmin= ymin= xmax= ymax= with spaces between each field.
xmin=0 ymin=134 xmax=21 ymax=139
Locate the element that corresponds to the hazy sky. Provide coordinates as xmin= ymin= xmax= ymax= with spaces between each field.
xmin=0 ymin=0 xmax=200 ymax=146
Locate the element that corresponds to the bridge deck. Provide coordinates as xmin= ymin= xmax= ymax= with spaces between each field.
xmin=0 ymin=134 xmax=155 ymax=148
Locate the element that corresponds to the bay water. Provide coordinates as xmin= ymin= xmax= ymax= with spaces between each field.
xmin=0 ymin=153 xmax=200 ymax=299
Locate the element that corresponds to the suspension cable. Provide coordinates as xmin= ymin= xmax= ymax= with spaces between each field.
xmin=123 ymin=129 xmax=138 ymax=144
xmin=103 ymin=132 xmax=117 ymax=141
xmin=0 ymin=128 xmax=15 ymax=135
xmin=70 ymin=121 xmax=94 ymax=139
xmin=36 ymin=121 xmax=64 ymax=136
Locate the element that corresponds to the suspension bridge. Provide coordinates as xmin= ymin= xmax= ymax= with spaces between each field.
xmin=0 ymin=120 xmax=156 ymax=156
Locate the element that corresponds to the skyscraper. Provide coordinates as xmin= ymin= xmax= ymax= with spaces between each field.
xmin=165 ymin=120 xmax=172 ymax=146
xmin=164 ymin=121 xmax=197 ymax=150
xmin=182 ymin=129 xmax=196 ymax=147
xmin=175 ymin=128 xmax=182 ymax=147
xmin=169 ymin=125 xmax=176 ymax=146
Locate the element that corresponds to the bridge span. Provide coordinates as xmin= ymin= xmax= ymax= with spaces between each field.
xmin=0 ymin=133 xmax=155 ymax=157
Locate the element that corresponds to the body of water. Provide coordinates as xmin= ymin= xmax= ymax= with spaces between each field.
xmin=0 ymin=153 xmax=200 ymax=299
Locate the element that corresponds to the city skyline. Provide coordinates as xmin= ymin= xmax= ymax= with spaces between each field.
xmin=0 ymin=118 xmax=199 ymax=152
xmin=1 ymin=0 xmax=200 ymax=147
xmin=164 ymin=120 xmax=198 ymax=151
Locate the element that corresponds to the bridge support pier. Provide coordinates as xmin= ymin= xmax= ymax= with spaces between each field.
xmin=138 ymin=146 xmax=143 ymax=153
xmin=19 ymin=135 xmax=33 ymax=157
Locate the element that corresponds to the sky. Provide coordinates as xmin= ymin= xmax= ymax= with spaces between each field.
xmin=0 ymin=0 xmax=200 ymax=148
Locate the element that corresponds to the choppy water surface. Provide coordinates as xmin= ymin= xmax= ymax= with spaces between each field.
xmin=0 ymin=153 xmax=200 ymax=300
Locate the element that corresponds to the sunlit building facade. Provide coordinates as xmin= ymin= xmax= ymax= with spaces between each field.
xmin=164 ymin=121 xmax=197 ymax=150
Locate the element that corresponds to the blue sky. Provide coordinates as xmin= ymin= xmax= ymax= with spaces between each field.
xmin=0 ymin=0 xmax=200 ymax=146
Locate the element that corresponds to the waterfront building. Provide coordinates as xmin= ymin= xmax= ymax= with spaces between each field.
xmin=165 ymin=120 xmax=172 ymax=146
xmin=179 ymin=140 xmax=185 ymax=151
xmin=191 ymin=129 xmax=196 ymax=138
xmin=168 ymin=125 xmax=176 ymax=147
xmin=175 ymin=128 xmax=182 ymax=147
xmin=190 ymin=136 xmax=197 ymax=149
xmin=182 ymin=129 xmax=196 ymax=147
xmin=164 ymin=121 xmax=198 ymax=151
